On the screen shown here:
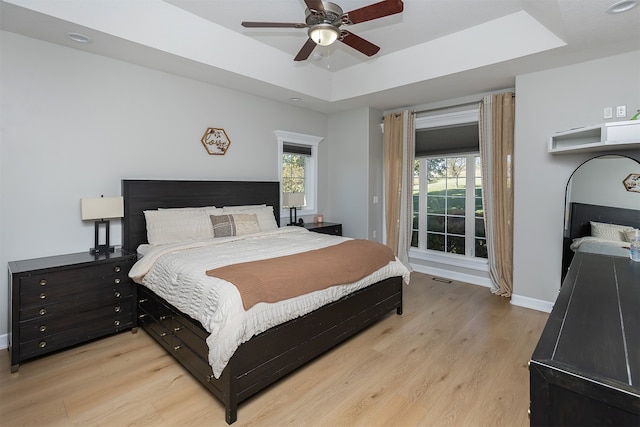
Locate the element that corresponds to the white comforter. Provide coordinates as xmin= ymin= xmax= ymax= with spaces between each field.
xmin=129 ymin=227 xmax=411 ymax=378
xmin=570 ymin=236 xmax=631 ymax=258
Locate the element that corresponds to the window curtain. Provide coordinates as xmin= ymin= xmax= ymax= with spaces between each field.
xmin=479 ymin=92 xmax=515 ymax=297
xmin=383 ymin=110 xmax=415 ymax=268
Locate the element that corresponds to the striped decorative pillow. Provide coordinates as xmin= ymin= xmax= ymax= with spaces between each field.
xmin=210 ymin=214 xmax=260 ymax=238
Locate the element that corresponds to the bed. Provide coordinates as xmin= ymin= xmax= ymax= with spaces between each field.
xmin=562 ymin=202 xmax=640 ymax=276
xmin=121 ymin=179 xmax=408 ymax=424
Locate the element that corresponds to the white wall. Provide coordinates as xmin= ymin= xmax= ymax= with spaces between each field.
xmin=326 ymin=107 xmax=371 ymax=238
xmin=513 ymin=50 xmax=640 ymax=308
xmin=0 ymin=32 xmax=328 ymax=340
xmin=569 ymin=156 xmax=640 ymax=209
xmin=368 ymin=107 xmax=384 ymax=243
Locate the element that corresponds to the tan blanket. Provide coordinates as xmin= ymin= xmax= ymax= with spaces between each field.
xmin=205 ymin=239 xmax=395 ymax=310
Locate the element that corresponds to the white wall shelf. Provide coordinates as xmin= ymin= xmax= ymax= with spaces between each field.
xmin=548 ymin=120 xmax=640 ymax=154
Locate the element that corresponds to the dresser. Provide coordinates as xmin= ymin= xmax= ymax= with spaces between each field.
xmin=301 ymin=222 xmax=342 ymax=236
xmin=8 ymin=250 xmax=137 ymax=372
xmin=529 ymin=252 xmax=639 ymax=425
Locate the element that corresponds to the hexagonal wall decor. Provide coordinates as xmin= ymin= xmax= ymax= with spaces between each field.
xmin=623 ymin=173 xmax=640 ymax=193
xmin=201 ymin=127 xmax=231 ymax=155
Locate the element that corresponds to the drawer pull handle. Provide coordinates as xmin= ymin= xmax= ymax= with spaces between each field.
xmin=138 ymin=314 xmax=148 ymax=319
xmin=207 ymin=374 xmax=214 ymax=382
xmin=39 ymin=308 xmax=47 ymax=316
xmin=173 ymin=327 xmax=183 ymax=332
xmin=114 ymin=278 xmax=121 ymax=284
xmin=114 ymin=291 xmax=121 ymax=298
xmin=174 ymin=345 xmax=181 ymax=351
xmin=39 ymin=293 xmax=46 ymax=299
xmin=138 ymin=298 xmax=148 ymax=303
xmin=39 ymin=279 xmax=47 ymax=286
xmin=159 ymin=315 xmax=169 ymax=321
xmin=114 ymin=306 xmax=121 ymax=313
xmin=114 ymin=320 xmax=120 ymax=326
xmin=114 ymin=266 xmax=121 ymax=273
xmin=39 ymin=325 xmax=47 ymax=332
xmin=39 ymin=341 xmax=47 ymax=348
xmin=160 ymin=332 xmax=167 ymax=337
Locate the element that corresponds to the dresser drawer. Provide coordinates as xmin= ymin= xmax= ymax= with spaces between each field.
xmin=19 ymin=306 xmax=134 ymax=359
xmin=19 ymin=261 xmax=134 ymax=306
xmin=19 ymin=297 xmax=133 ymax=341
xmin=138 ymin=286 xmax=209 ymax=364
xmin=173 ymin=316 xmax=209 ymax=358
xmin=19 ymin=281 xmax=133 ymax=320
xmin=138 ymin=288 xmax=174 ymax=324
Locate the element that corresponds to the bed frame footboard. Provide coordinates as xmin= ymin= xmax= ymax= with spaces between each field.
xmin=137 ymin=276 xmax=403 ymax=424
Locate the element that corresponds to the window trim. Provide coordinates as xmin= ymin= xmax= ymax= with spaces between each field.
xmin=275 ymin=130 xmax=323 ymax=220
xmin=415 ymin=109 xmax=479 ymax=129
xmin=412 ymin=107 xmax=487 ymax=263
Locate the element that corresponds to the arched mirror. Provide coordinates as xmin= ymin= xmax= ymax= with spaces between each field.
xmin=562 ymin=154 xmax=640 ymax=278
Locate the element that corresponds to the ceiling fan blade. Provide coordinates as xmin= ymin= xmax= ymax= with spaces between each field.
xmin=344 ymin=0 xmax=404 ymax=25
xmin=242 ymin=22 xmax=307 ymax=28
xmin=340 ymin=31 xmax=380 ymax=57
xmin=304 ymin=0 xmax=325 ymax=13
xmin=294 ymin=38 xmax=317 ymax=61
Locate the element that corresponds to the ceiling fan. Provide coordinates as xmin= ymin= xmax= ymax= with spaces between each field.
xmin=241 ymin=0 xmax=404 ymax=61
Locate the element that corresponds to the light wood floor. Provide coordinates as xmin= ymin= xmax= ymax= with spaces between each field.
xmin=0 ymin=273 xmax=549 ymax=427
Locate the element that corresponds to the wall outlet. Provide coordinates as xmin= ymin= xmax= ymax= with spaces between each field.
xmin=616 ymin=105 xmax=626 ymax=118
xmin=604 ymin=107 xmax=613 ymax=119
xmin=372 ymin=230 xmax=377 ymax=238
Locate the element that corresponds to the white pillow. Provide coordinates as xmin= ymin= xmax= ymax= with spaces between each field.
xmin=158 ymin=205 xmax=217 ymax=211
xmin=590 ymin=221 xmax=634 ymax=242
xmin=222 ymin=205 xmax=278 ymax=231
xmin=144 ymin=207 xmax=221 ymax=245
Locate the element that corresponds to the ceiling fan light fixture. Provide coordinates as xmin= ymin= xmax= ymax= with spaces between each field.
xmin=308 ymin=23 xmax=339 ymax=46
xmin=66 ymin=32 xmax=92 ymax=43
xmin=606 ymin=0 xmax=637 ymax=13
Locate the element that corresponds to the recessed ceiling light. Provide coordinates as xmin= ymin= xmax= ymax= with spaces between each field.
xmin=606 ymin=0 xmax=638 ymax=13
xmin=289 ymin=97 xmax=301 ymax=102
xmin=66 ymin=32 xmax=92 ymax=43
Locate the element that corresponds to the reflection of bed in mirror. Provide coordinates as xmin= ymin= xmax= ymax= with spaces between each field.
xmin=563 ymin=202 xmax=640 ymax=274
xmin=562 ymin=154 xmax=640 ymax=278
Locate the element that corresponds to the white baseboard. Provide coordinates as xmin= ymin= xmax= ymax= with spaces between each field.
xmin=411 ymin=263 xmax=554 ymax=313
xmin=0 ymin=333 xmax=7 ymax=350
xmin=510 ymin=294 xmax=554 ymax=313
xmin=411 ymin=263 xmax=492 ymax=288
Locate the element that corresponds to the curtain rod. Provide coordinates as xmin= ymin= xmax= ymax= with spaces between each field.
xmin=383 ymin=93 xmax=515 ymax=120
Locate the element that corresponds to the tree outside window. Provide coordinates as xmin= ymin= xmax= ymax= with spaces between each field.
xmin=282 ymin=153 xmax=306 ymax=199
xmin=412 ymin=155 xmax=487 ymax=259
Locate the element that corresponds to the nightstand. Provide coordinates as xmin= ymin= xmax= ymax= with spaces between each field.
xmin=8 ymin=249 xmax=137 ymax=372
xmin=302 ymin=222 xmax=342 ymax=236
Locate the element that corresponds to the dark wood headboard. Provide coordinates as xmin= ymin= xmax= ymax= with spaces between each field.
xmin=121 ymin=180 xmax=280 ymax=252
xmin=568 ymin=202 xmax=640 ymax=240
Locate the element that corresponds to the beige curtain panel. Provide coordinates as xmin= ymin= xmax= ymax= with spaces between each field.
xmin=479 ymin=93 xmax=515 ymax=297
xmin=383 ymin=110 xmax=415 ymax=268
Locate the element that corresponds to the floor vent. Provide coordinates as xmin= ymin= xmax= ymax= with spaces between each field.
xmin=432 ymin=276 xmax=453 ymax=284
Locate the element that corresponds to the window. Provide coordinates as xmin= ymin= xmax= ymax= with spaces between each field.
xmin=411 ymin=110 xmax=487 ymax=260
xmin=275 ymin=130 xmax=323 ymax=219
xmin=413 ymin=156 xmax=487 ymax=258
